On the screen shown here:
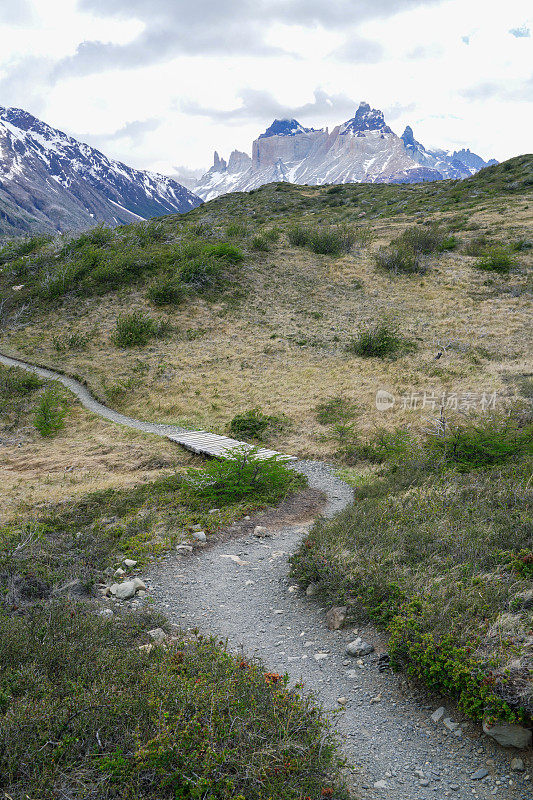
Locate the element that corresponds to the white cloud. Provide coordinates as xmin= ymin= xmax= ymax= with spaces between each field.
xmin=0 ymin=0 xmax=531 ymax=172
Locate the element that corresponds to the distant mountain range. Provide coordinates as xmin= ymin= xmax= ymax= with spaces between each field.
xmin=0 ymin=107 xmax=202 ymax=236
xmin=194 ymin=102 xmax=497 ymax=200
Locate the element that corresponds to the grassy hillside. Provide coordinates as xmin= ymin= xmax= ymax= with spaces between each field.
xmin=0 ymin=156 xmax=531 ymax=464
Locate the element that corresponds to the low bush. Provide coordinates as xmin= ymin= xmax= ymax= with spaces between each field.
xmin=147 ymin=277 xmax=185 ymax=306
xmin=0 ymin=234 xmax=51 ymax=265
xmin=346 ymin=323 xmax=415 ymax=359
xmin=0 ymin=366 xmax=42 ymax=398
xmin=183 ymin=446 xmax=304 ymax=506
xmin=291 ymin=417 xmax=533 ymax=722
xmin=475 ymin=246 xmax=515 ymax=273
xmin=427 ymin=413 xmax=533 ymax=470
xmin=251 ymin=234 xmax=270 ymax=251
xmin=52 ymin=332 xmax=90 ymax=352
xmin=399 ymin=224 xmax=448 ymax=254
xmin=0 ymin=603 xmax=344 ymax=800
xmin=113 ymin=312 xmax=168 ymax=348
xmin=287 ymin=226 xmax=310 ymax=247
xmin=309 ymin=226 xmax=356 ymax=256
xmin=228 ymin=408 xmax=285 ymax=441
xmin=315 ymin=396 xmax=358 ymax=426
xmin=204 ymin=242 xmax=245 ymax=264
xmin=34 ymin=388 xmax=66 ymax=436
xmin=180 ymin=256 xmax=224 ymax=291
xmin=374 ymin=243 xmax=426 ymax=274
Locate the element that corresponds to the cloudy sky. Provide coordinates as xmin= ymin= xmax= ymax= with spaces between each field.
xmin=0 ymin=0 xmax=531 ymax=178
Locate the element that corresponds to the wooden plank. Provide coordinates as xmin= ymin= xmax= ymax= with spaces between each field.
xmin=166 ymin=430 xmax=296 ymax=461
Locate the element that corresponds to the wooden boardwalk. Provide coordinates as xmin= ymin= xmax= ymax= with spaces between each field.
xmin=0 ymin=352 xmax=297 ymax=462
xmin=167 ymin=431 xmax=297 ymax=461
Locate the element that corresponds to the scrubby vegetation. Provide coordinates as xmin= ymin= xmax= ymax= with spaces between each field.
xmin=113 ymin=312 xmax=170 ymax=348
xmin=346 ymin=322 xmax=416 ymax=359
xmin=228 ymin=408 xmax=286 ymax=442
xmin=0 ymin=444 xmax=341 ymax=799
xmin=291 ymin=412 xmax=533 ymax=723
xmin=34 ymin=387 xmax=67 ymax=436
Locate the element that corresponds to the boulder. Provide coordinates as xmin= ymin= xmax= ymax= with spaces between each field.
xmin=192 ymin=531 xmax=207 ymax=542
xmin=482 ymin=720 xmax=532 ymax=749
xmin=113 ymin=581 xmax=137 ymax=600
xmin=123 ymin=558 xmax=137 ymax=569
xmin=326 ymin=606 xmax=347 ymax=630
xmin=346 ymin=637 xmax=374 ymax=657
xmin=253 ymin=526 xmax=270 ymax=538
xmin=148 ymin=628 xmax=167 ymax=644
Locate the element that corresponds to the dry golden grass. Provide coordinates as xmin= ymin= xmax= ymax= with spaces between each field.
xmin=2 ymin=194 xmax=531 ymax=462
xmin=0 ymin=400 xmax=192 ymax=521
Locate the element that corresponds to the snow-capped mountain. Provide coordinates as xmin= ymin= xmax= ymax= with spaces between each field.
xmin=0 ymin=107 xmax=202 ymax=235
xmin=195 ymin=102 xmax=496 ymax=200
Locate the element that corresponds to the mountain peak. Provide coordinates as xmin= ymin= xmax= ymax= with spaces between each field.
xmin=258 ymin=119 xmax=315 ymax=139
xmin=342 ymin=102 xmax=392 ymax=134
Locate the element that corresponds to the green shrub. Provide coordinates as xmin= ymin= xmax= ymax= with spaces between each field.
xmin=180 ymin=256 xmax=223 ymax=291
xmin=426 ymin=414 xmax=533 ymax=470
xmin=204 ymin=242 xmax=244 ymax=264
xmin=399 ymin=224 xmax=447 ymax=254
xmin=0 ymin=234 xmax=51 ymax=265
xmin=315 ymin=396 xmax=357 ymax=425
xmin=228 ymin=409 xmax=285 ymax=441
xmin=147 ymin=278 xmax=185 ymax=306
xmin=113 ymin=312 xmax=168 ymax=348
xmin=475 ymin=246 xmax=515 ymax=273
xmin=34 ymin=388 xmax=66 ymax=437
xmin=374 ymin=243 xmax=425 ymax=274
xmin=263 ymin=227 xmax=280 ymax=242
xmin=346 ymin=323 xmax=415 ymax=359
xmin=251 ymin=235 xmax=270 ymax=251
xmin=309 ymin=226 xmax=355 ymax=256
xmin=326 ymin=183 xmax=343 ymax=194
xmin=225 ymin=222 xmax=247 ymax=238
xmin=183 ymin=446 xmax=303 ymax=506
xmin=53 ymin=332 xmax=90 ymax=352
xmin=287 ymin=226 xmax=310 ymax=247
xmin=0 ymin=602 xmax=343 ymax=800
xmin=0 ymin=367 xmax=42 ymax=398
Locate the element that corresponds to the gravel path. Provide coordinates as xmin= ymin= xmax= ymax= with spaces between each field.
xmin=3 ymin=353 xmax=531 ymax=797
xmin=146 ymin=462 xmax=532 ymax=800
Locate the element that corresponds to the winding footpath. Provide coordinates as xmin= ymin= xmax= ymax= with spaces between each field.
xmin=2 ymin=351 xmax=531 ymax=800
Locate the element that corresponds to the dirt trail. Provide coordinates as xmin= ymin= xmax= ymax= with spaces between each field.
xmin=146 ymin=462 xmax=532 ymax=800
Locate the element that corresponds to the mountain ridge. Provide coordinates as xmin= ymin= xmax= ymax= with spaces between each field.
xmin=0 ymin=107 xmax=202 ymax=236
xmin=195 ymin=102 xmax=497 ymax=200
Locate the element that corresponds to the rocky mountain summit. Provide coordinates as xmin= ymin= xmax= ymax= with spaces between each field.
xmin=195 ymin=102 xmax=497 ymax=200
xmin=0 ymin=107 xmax=202 ymax=235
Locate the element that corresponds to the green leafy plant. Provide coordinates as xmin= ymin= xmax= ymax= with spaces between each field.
xmin=112 ymin=312 xmax=169 ymax=348
xmin=346 ymin=323 xmax=415 ymax=359
xmin=228 ymin=409 xmax=285 ymax=441
xmin=183 ymin=446 xmax=303 ymax=506
xmin=475 ymin=246 xmax=515 ymax=273
xmin=147 ymin=278 xmax=185 ymax=306
xmin=34 ymin=388 xmax=66 ymax=437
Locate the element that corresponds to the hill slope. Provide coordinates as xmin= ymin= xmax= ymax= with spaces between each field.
xmin=0 ymin=107 xmax=202 ymax=236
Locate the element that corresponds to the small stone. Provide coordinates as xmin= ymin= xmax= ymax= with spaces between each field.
xmin=176 ymin=544 xmax=194 ymax=553
xmin=471 ymin=768 xmax=489 ymax=781
xmin=123 ymin=559 xmax=137 ymax=568
xmin=510 ymin=758 xmax=524 ymax=772
xmin=208 ymin=508 xmax=220 ymax=514
xmin=313 ymin=652 xmax=329 ymax=661
xmin=420 ymin=779 xmax=430 ymax=786
xmin=138 ymin=643 xmax=153 ymax=654
xmin=431 ymin=706 xmax=446 ymax=723
xmin=326 ymin=606 xmax=347 ymax=630
xmin=113 ymin=580 xmax=137 ymax=600
xmin=373 ymin=780 xmax=387 ymax=790
xmin=245 ymin=580 xmax=254 ymax=586
xmin=132 ymin=577 xmax=146 ymax=591
xmin=192 ymin=531 xmax=207 ymax=542
xmin=99 ymin=607 xmax=113 ymax=616
xmin=306 ymin=583 xmax=319 ymax=597
xmin=337 ymin=696 xmax=347 ymax=705
xmin=253 ymin=526 xmax=270 ymax=538
xmin=148 ymin=628 xmax=167 ymax=644
xmin=114 ymin=567 xmax=125 ymax=577
xmin=370 ymin=692 xmax=382 ymax=704
xmin=443 ymin=717 xmax=460 ymax=732
xmin=346 ymin=669 xmax=358 ymax=678
xmin=483 ymin=721 xmax=532 ymax=749
xmin=346 ymin=637 xmax=374 ymax=657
